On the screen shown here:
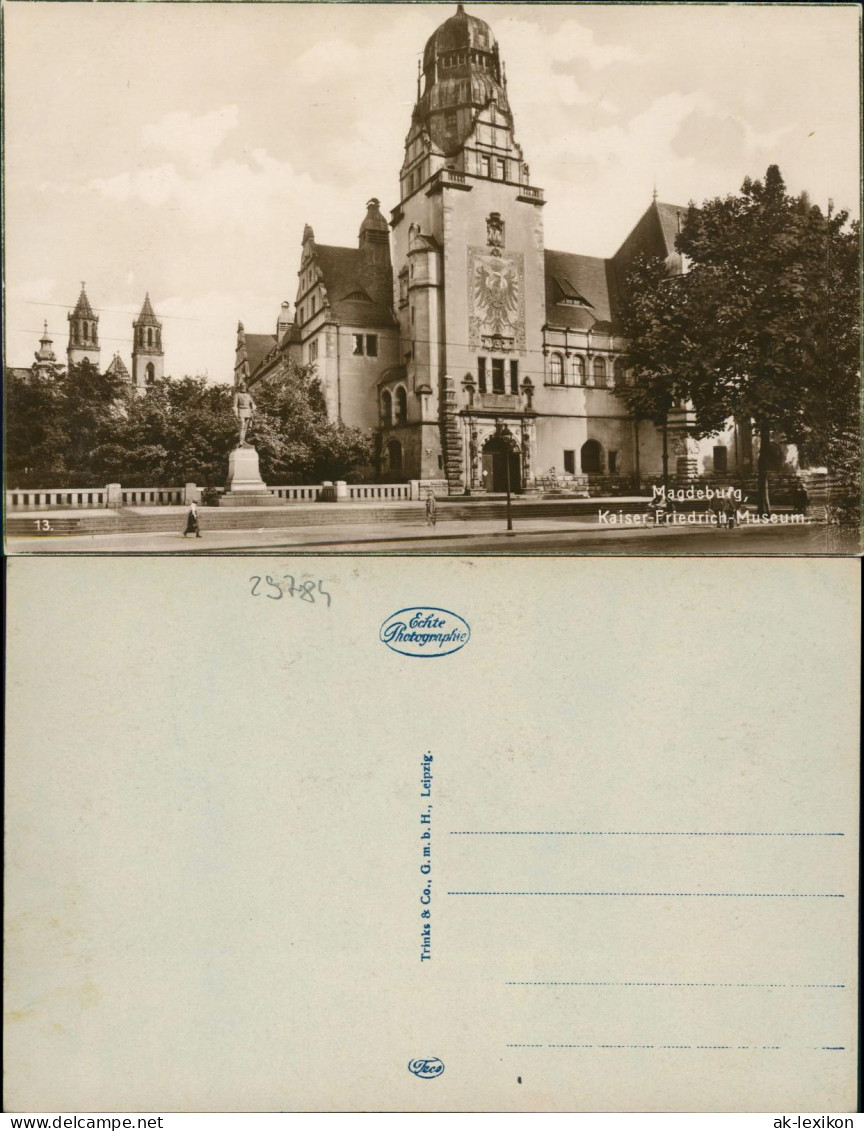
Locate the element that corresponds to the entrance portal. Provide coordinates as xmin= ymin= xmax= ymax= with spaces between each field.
xmin=481 ymin=431 xmax=522 ymax=493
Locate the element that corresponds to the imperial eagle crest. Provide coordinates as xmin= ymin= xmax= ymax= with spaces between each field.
xmin=468 ymin=248 xmax=526 ymax=352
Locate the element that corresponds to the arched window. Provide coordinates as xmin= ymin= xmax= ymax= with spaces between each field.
xmin=549 ymin=354 xmax=564 ymax=384
xmin=147 ymin=327 xmax=154 ymax=348
xmin=395 ymin=386 xmax=408 ymax=425
xmin=81 ymin=322 xmax=88 ymax=343
xmin=581 ymin=439 xmax=603 ymax=473
xmin=572 ymin=356 xmax=585 ymax=385
xmin=613 ymin=358 xmax=626 ymax=388
xmin=145 ymin=362 xmax=155 ymax=385
xmin=387 ymin=439 xmax=403 ymax=474
xmin=381 ymin=390 xmax=393 ymax=426
xmin=594 ymin=357 xmax=607 ymax=388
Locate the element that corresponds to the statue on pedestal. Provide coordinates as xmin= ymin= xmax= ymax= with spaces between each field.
xmin=233 ymin=381 xmax=257 ymax=447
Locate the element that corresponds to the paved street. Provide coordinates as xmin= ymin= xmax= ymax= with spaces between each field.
xmin=7 ymin=515 xmax=853 ymax=556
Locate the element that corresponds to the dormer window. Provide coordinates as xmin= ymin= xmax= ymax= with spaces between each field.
xmin=554 ymin=276 xmax=593 ymax=308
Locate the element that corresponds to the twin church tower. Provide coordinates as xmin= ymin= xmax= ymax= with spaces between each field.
xmin=34 ymin=284 xmax=164 ymax=390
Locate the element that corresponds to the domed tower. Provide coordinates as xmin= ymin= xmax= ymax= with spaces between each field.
xmin=33 ymin=321 xmax=62 ymax=378
xmin=387 ymin=4 xmax=546 ymax=492
xmin=67 ymin=283 xmax=101 ymax=369
xmin=399 ymin=3 xmax=531 ymax=198
xmin=131 ymin=293 xmax=164 ymax=389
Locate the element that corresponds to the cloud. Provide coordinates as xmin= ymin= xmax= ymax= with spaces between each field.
xmin=293 ymin=39 xmax=362 ymax=84
xmin=547 ymin=18 xmax=639 ymax=69
xmin=141 ymin=105 xmax=239 ymax=168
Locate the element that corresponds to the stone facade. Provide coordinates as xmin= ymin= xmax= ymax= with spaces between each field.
xmin=238 ymin=4 xmax=793 ymax=491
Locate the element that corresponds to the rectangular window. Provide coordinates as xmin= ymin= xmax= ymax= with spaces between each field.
xmin=366 ymin=335 xmax=378 ymax=357
xmin=563 ymin=450 xmax=575 ymax=474
xmin=509 ymin=359 xmax=519 ymax=394
xmin=713 ymin=445 xmax=728 ymax=473
xmin=352 ymin=334 xmax=364 ymax=356
xmin=477 ymin=357 xmax=487 ymax=393
xmin=491 ymin=358 xmax=505 ymax=394
xmin=481 ymin=155 xmax=491 ymax=178
xmin=309 ymin=339 xmax=318 ymax=363
xmin=608 ymin=451 xmax=618 ymax=474
xmin=311 ymin=296 xmax=316 ymax=315
xmin=496 ymin=158 xmax=506 ymax=180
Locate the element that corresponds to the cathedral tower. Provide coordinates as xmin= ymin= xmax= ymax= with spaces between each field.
xmin=67 ymin=283 xmax=101 ymax=369
xmin=131 ymin=293 xmax=164 ymax=388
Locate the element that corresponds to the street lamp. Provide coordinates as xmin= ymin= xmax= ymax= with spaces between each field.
xmin=495 ymin=419 xmax=514 ymax=534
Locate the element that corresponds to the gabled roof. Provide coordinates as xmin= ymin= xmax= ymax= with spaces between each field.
xmin=244 ymin=333 xmax=278 ymax=374
xmin=314 ymin=244 xmax=397 ymax=328
xmin=104 ymin=354 xmax=131 ymax=381
xmin=612 ymin=199 xmax=688 ymax=285
xmin=544 ymin=250 xmax=615 ymax=331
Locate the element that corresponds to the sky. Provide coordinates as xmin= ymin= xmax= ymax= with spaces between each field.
xmin=3 ymin=1 xmax=860 ymax=383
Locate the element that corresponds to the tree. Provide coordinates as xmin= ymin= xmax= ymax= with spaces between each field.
xmin=617 ymin=254 xmax=727 ymax=492
xmin=796 ymin=214 xmax=860 ymax=534
xmin=675 ymin=165 xmax=837 ymax=514
xmin=250 ymin=359 xmax=375 ymax=484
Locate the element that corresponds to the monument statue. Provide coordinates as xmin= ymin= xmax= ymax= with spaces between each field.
xmin=233 ymin=381 xmax=257 ymax=447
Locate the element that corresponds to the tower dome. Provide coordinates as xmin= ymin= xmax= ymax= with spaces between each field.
xmin=415 ymin=4 xmax=510 ymax=155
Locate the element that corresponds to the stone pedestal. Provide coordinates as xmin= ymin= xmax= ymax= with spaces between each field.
xmin=219 ymin=446 xmax=275 ymax=507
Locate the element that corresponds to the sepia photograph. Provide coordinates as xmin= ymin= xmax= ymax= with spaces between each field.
xmin=3 ymin=1 xmax=860 ymax=555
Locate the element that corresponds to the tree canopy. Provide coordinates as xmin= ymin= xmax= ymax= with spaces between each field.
xmin=5 ymin=358 xmax=376 ymax=488
xmin=618 ymin=165 xmax=860 ymax=517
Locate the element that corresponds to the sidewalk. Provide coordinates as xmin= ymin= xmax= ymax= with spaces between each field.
xmin=7 ymin=511 xmax=824 ymax=554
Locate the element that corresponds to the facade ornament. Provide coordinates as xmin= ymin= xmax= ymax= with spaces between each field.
xmin=486 ymin=211 xmax=505 ymax=255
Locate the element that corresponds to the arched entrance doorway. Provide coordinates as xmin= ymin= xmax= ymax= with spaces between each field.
xmin=386 ymin=439 xmax=403 ymax=475
xmin=581 ymin=439 xmax=603 ymax=474
xmin=482 ymin=429 xmax=522 ymax=493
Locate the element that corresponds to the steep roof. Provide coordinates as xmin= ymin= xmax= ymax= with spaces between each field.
xmin=104 ymin=354 xmax=131 ymax=381
xmin=544 ymin=249 xmax=616 ymax=331
xmin=244 ymin=333 xmax=278 ymax=374
xmin=71 ymin=284 xmax=96 ymax=319
xmin=314 ymin=244 xmax=397 ymax=328
xmin=612 ymin=199 xmax=688 ymax=285
xmin=134 ymin=293 xmax=160 ymax=326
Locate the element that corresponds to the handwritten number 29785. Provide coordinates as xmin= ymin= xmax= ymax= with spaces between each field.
xmin=249 ymin=575 xmax=331 ymax=606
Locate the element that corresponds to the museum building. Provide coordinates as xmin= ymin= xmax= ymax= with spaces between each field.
xmin=235 ymin=4 xmax=757 ymax=493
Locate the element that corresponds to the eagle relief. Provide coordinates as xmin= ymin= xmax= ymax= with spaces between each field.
xmin=468 ymin=213 xmax=526 ymax=354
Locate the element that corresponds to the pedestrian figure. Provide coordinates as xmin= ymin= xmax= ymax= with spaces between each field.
xmin=794 ymin=481 xmax=809 ymax=516
xmin=425 ymin=489 xmax=437 ymax=528
xmin=184 ymin=499 xmax=202 ymax=538
xmin=722 ymin=494 xmax=737 ymax=530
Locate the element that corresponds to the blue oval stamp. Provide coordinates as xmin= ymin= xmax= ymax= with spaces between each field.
xmin=380 ymin=608 xmax=470 ymax=658
xmin=408 ymin=1057 xmax=445 ymax=1079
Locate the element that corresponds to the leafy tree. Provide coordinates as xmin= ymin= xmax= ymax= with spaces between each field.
xmin=617 ymin=254 xmax=727 ymax=492
xmin=5 ymin=369 xmax=67 ymax=484
xmin=795 ymin=214 xmax=860 ymax=533
xmin=6 ymin=358 xmax=375 ymax=489
xmin=675 ymin=165 xmax=837 ymax=514
xmin=250 ymin=359 xmax=375 ymax=484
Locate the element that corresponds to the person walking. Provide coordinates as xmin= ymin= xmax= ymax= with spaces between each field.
xmin=183 ymin=499 xmax=202 ymax=538
xmin=425 ymin=489 xmax=437 ymax=529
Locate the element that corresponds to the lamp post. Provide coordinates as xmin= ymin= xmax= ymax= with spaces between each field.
xmin=495 ymin=419 xmax=514 ymax=533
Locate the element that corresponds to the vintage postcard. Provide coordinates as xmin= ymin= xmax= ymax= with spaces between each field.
xmin=4 ymin=555 xmax=860 ymax=1112
xmin=2 ymin=1 xmax=860 ymax=556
